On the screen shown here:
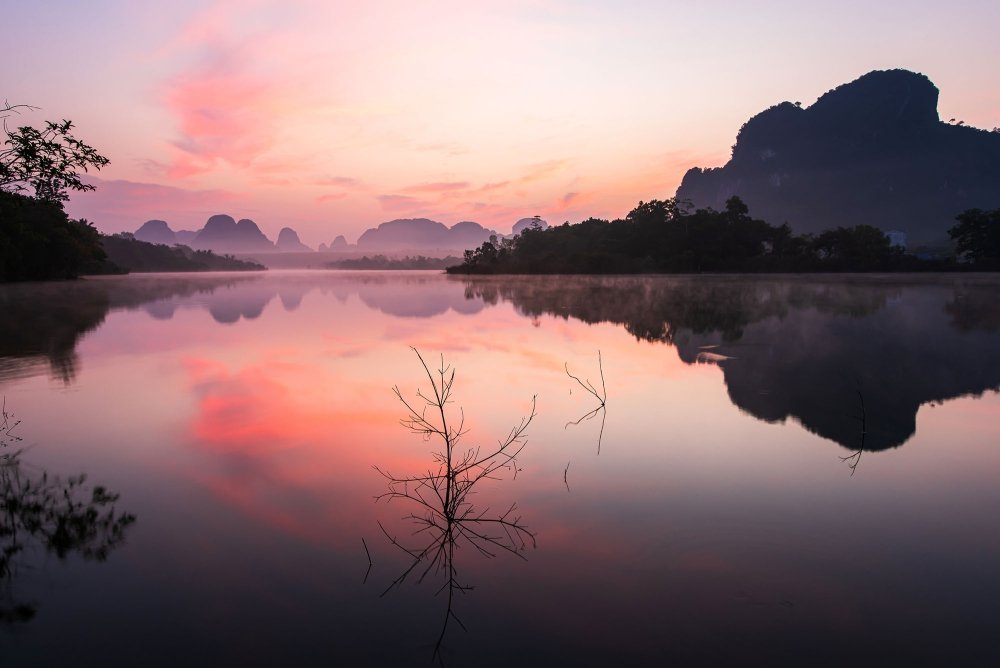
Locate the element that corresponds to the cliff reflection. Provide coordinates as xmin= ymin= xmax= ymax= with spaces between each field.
xmin=375 ymin=350 xmax=536 ymax=661
xmin=458 ymin=275 xmax=1000 ymax=451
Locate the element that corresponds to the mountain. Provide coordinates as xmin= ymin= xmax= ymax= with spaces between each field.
xmin=276 ymin=227 xmax=312 ymax=252
xmin=134 ymin=220 xmax=176 ymax=245
xmin=512 ymin=217 xmax=549 ymax=235
xmin=676 ymin=69 xmax=1000 ymax=245
xmin=191 ymin=215 xmax=275 ymax=254
xmin=356 ymin=218 xmax=496 ymax=252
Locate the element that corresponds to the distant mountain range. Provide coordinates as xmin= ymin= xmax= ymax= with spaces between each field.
xmin=133 ymin=216 xmax=542 ymax=257
xmin=356 ymin=218 xmax=498 ymax=252
xmin=676 ymin=69 xmax=1000 ymax=245
xmin=135 ymin=216 xmax=282 ymax=254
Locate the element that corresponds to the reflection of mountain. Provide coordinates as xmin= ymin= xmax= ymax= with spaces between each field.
xmin=0 ymin=276 xmax=258 ymax=384
xmin=458 ymin=275 xmax=1000 ymax=451
xmin=1 ymin=273 xmax=488 ymax=386
xmin=354 ymin=275 xmax=486 ymax=318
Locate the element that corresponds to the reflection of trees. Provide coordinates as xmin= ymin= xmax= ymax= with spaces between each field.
xmin=945 ymin=280 xmax=1000 ymax=332
xmin=458 ymin=275 xmax=1000 ymax=453
xmin=0 ymin=273 xmax=486 ymax=386
xmin=459 ymin=275 xmax=889 ymax=344
xmin=0 ymin=276 xmax=258 ymax=384
xmin=1 ymin=417 xmax=135 ymax=622
xmin=375 ymin=349 xmax=535 ymax=662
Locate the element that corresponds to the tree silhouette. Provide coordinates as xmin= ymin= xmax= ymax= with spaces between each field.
xmin=1 ymin=102 xmax=109 ymax=203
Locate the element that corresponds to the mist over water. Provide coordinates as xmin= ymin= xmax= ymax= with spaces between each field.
xmin=2 ymin=271 xmax=999 ymax=666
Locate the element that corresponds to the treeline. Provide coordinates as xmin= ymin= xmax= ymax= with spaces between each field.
xmin=328 ymin=255 xmax=462 ymax=270
xmin=449 ymin=197 xmax=999 ymax=275
xmin=1 ymin=191 xmax=264 ymax=282
xmin=100 ymin=233 xmax=265 ymax=273
xmin=1 ymin=190 xmax=108 ymax=281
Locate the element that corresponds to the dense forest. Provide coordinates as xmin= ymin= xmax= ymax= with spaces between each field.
xmin=449 ymin=197 xmax=1000 ymax=275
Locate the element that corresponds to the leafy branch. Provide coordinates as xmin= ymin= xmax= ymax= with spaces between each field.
xmin=1 ymin=101 xmax=109 ymax=203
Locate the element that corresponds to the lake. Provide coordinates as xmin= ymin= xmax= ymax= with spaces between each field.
xmin=2 ymin=271 xmax=999 ymax=666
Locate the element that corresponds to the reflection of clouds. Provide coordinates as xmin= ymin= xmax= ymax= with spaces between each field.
xmin=181 ymin=355 xmax=422 ymax=547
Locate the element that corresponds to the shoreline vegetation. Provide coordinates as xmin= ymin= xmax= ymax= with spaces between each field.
xmin=447 ymin=197 xmax=1000 ymax=275
xmin=98 ymin=233 xmax=265 ymax=274
xmin=326 ymin=255 xmax=462 ymax=270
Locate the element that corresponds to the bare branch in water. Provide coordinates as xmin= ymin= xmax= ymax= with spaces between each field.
xmin=839 ymin=389 xmax=867 ymax=476
xmin=565 ymin=352 xmax=608 ymax=453
xmin=375 ymin=347 xmax=536 ymax=662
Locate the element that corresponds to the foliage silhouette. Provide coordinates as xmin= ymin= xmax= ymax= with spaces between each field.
xmin=449 ymin=196 xmax=935 ymax=275
xmin=1 ymin=102 xmax=109 ymax=203
xmin=99 ymin=233 xmax=266 ymax=273
xmin=374 ymin=348 xmax=536 ymax=662
xmin=0 ymin=190 xmax=108 ymax=282
xmin=949 ymin=208 xmax=1000 ymax=268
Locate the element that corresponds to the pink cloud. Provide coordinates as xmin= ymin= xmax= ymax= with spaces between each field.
xmin=317 ymin=192 xmax=348 ymax=203
xmin=161 ymin=46 xmax=283 ymax=178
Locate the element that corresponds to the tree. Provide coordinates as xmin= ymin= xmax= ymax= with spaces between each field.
xmin=1 ymin=102 xmax=109 ymax=203
xmin=949 ymin=208 xmax=1000 ymax=265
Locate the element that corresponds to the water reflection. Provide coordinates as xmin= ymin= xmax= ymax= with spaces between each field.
xmin=0 ymin=272 xmax=482 ymax=386
xmin=564 ymin=352 xmax=607 ymax=454
xmin=375 ymin=350 xmax=536 ymax=662
xmin=0 ymin=275 xmax=261 ymax=383
xmin=1 ymin=414 xmax=135 ymax=623
xmin=6 ymin=272 xmax=999 ymax=457
xmin=459 ymin=275 xmax=1000 ymax=452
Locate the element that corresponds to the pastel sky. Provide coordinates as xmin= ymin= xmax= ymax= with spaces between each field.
xmin=6 ymin=0 xmax=998 ymax=246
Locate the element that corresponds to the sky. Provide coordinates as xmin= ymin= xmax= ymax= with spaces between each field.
xmin=5 ymin=0 xmax=999 ymax=246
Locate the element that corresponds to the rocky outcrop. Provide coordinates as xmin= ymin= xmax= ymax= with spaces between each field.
xmin=191 ymin=215 xmax=275 ymax=254
xmin=676 ymin=69 xmax=1000 ymax=245
xmin=356 ymin=218 xmax=496 ymax=252
xmin=134 ymin=220 xmax=176 ymax=245
xmin=276 ymin=227 xmax=312 ymax=252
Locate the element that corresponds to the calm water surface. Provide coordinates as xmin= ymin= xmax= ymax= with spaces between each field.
xmin=1 ymin=271 xmax=999 ymax=666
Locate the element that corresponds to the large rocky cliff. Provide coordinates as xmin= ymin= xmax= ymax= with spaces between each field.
xmin=676 ymin=69 xmax=1000 ymax=245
